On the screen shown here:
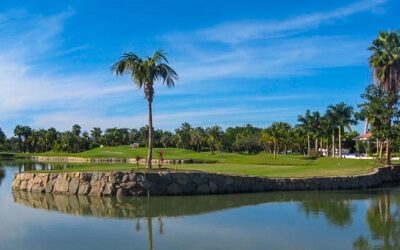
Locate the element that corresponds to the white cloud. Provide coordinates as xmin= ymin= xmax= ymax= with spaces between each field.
xmin=162 ymin=0 xmax=384 ymax=83
xmin=165 ymin=0 xmax=386 ymax=44
xmin=0 ymin=10 xmax=138 ymax=125
xmin=171 ymin=36 xmax=369 ymax=83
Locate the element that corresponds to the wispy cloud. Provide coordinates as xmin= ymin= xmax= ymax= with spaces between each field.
xmin=162 ymin=0 xmax=386 ymax=83
xmin=172 ymin=36 xmax=369 ymax=83
xmin=165 ymin=0 xmax=386 ymax=44
xmin=0 ymin=10 xmax=137 ymax=124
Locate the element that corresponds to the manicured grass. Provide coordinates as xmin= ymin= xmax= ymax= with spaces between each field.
xmin=176 ymin=159 xmax=380 ymax=177
xmin=0 ymin=152 xmax=15 ymax=157
xmin=20 ymin=145 xmax=384 ymax=177
xmin=20 ymin=146 xmax=317 ymax=165
xmin=27 ymin=157 xmax=382 ymax=178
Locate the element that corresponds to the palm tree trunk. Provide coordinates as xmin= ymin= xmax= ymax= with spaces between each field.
xmin=320 ymin=138 xmax=323 ymax=153
xmin=376 ymin=139 xmax=379 ymax=157
xmin=332 ymin=130 xmax=335 ymax=158
xmin=273 ymin=142 xmax=277 ymax=159
xmin=315 ymin=138 xmax=318 ymax=151
xmin=147 ymin=100 xmax=153 ymax=169
xmin=307 ymin=134 xmax=310 ymax=156
xmin=338 ymin=126 xmax=342 ymax=158
xmin=385 ymin=139 xmax=391 ymax=165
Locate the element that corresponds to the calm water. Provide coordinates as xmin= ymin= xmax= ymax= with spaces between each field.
xmin=0 ymin=161 xmax=399 ymax=250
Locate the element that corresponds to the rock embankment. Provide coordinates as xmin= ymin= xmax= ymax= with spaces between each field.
xmin=12 ymin=166 xmax=400 ymax=196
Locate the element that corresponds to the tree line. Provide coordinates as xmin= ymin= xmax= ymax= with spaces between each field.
xmin=0 ymin=104 xmax=361 ymax=156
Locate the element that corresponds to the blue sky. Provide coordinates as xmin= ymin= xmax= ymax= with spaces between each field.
xmin=0 ymin=0 xmax=398 ymax=136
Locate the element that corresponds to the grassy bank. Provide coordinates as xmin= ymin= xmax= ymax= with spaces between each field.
xmin=18 ymin=146 xmax=382 ymax=177
xmin=42 ymin=161 xmax=379 ymax=178
xmin=18 ymin=145 xmax=385 ymax=177
xmin=19 ymin=145 xmax=323 ymax=166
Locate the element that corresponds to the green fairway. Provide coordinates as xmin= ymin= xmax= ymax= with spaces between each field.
xmin=20 ymin=145 xmax=383 ymax=177
xmin=19 ymin=145 xmax=320 ymax=165
xmin=27 ymin=160 xmax=380 ymax=177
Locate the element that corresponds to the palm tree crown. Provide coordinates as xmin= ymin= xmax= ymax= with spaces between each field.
xmin=112 ymin=49 xmax=178 ymax=101
xmin=369 ymin=31 xmax=400 ymax=93
xmin=327 ymin=102 xmax=356 ymax=157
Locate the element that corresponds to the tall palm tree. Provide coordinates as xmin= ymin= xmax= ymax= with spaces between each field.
xmin=297 ymin=110 xmax=312 ymax=155
xmin=369 ymin=31 xmax=400 ymax=164
xmin=327 ymin=103 xmax=356 ymax=158
xmin=191 ymin=127 xmax=205 ymax=152
xmin=310 ymin=111 xmax=322 ymax=151
xmin=259 ymin=129 xmax=273 ymax=155
xmin=206 ymin=126 xmax=222 ymax=155
xmin=325 ymin=109 xmax=338 ymax=157
xmin=13 ymin=125 xmax=24 ymax=152
xmin=112 ymin=50 xmax=178 ymax=168
xmin=369 ymin=31 xmax=400 ymax=93
xmin=266 ymin=122 xmax=287 ymax=159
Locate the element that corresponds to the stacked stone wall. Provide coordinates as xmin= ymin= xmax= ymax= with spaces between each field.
xmin=12 ymin=166 xmax=400 ymax=196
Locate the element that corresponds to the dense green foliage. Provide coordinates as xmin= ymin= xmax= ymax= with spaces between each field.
xmin=2 ymin=114 xmax=362 ymax=156
xmin=361 ymin=31 xmax=400 ymax=164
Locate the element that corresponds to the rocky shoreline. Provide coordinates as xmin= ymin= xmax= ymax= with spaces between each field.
xmin=11 ymin=166 xmax=400 ymax=196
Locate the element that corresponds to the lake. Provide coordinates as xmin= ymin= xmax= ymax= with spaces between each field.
xmin=0 ymin=160 xmax=399 ymax=250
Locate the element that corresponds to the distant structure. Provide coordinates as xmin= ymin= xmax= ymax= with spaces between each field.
xmin=131 ymin=143 xmax=140 ymax=148
xmin=355 ymin=119 xmax=372 ymax=157
xmin=356 ymin=119 xmax=372 ymax=141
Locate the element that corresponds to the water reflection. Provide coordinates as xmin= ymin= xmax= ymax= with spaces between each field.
xmin=353 ymin=193 xmax=400 ymax=250
xmin=5 ymin=161 xmax=400 ymax=250
xmin=15 ymin=191 xmax=366 ymax=250
xmin=299 ymin=197 xmax=355 ymax=227
xmin=12 ymin=191 xmax=285 ymax=218
xmin=0 ymin=168 xmax=4 ymax=186
xmin=11 ymin=189 xmax=400 ymax=250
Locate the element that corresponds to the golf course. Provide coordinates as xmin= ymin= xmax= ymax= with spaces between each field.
xmin=18 ymin=145 xmax=382 ymax=177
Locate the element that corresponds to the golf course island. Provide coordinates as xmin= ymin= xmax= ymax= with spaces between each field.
xmin=11 ymin=146 xmax=400 ymax=196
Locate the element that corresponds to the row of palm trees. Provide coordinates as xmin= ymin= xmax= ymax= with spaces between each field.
xmin=256 ymin=103 xmax=356 ymax=159
xmin=111 ymin=31 xmax=400 ymax=168
xmin=297 ymin=103 xmax=356 ymax=158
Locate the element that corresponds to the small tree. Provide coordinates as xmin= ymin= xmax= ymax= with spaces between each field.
xmin=157 ymin=150 xmax=164 ymax=169
xmin=358 ymin=85 xmax=400 ymax=164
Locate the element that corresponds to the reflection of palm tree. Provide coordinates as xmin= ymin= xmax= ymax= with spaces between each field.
xmin=134 ymin=216 xmax=163 ymax=250
xmin=353 ymin=193 xmax=400 ymax=250
xmin=147 ymin=217 xmax=153 ymax=250
xmin=158 ymin=216 xmax=164 ymax=235
xmin=366 ymin=194 xmax=399 ymax=249
xmin=300 ymin=199 xmax=354 ymax=227
xmin=0 ymin=168 xmax=4 ymax=186
xmin=352 ymin=236 xmax=372 ymax=250
xmin=136 ymin=219 xmax=142 ymax=231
